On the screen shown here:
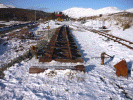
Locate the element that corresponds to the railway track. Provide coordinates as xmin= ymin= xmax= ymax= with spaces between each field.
xmin=73 ymin=25 xmax=133 ymax=50
xmin=39 ymin=25 xmax=84 ymax=63
xmin=29 ymin=25 xmax=85 ymax=73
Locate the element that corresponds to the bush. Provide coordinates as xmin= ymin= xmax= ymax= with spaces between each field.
xmin=123 ymin=24 xmax=130 ymax=31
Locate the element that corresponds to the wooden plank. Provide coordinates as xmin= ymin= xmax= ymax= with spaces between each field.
xmin=29 ymin=65 xmax=85 ymax=74
xmin=29 ymin=67 xmax=48 ymax=73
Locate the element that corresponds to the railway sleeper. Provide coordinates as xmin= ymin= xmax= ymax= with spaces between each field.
xmin=53 ymin=58 xmax=83 ymax=63
xmin=53 ymin=54 xmax=70 ymax=58
xmin=71 ymin=48 xmax=79 ymax=52
xmin=56 ymin=41 xmax=68 ymax=44
xmin=44 ymin=48 xmax=53 ymax=53
xmin=71 ymin=51 xmax=80 ymax=54
xmin=57 ymin=38 xmax=67 ymax=41
xmin=55 ymin=45 xmax=68 ymax=47
xmin=69 ymin=41 xmax=76 ymax=44
xmin=55 ymin=41 xmax=68 ymax=44
xmin=71 ymin=52 xmax=81 ymax=56
xmin=54 ymin=59 xmax=73 ymax=62
xmin=72 ymin=54 xmax=82 ymax=59
xmin=69 ymin=44 xmax=77 ymax=48
xmin=39 ymin=57 xmax=52 ymax=62
xmin=54 ymin=49 xmax=69 ymax=54
xmin=53 ymin=51 xmax=70 ymax=55
xmin=70 ymin=46 xmax=77 ymax=49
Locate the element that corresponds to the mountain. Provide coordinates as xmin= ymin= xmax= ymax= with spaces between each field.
xmin=0 ymin=8 xmax=51 ymax=21
xmin=62 ymin=7 xmax=129 ymax=18
xmin=126 ymin=8 xmax=133 ymax=13
xmin=0 ymin=3 xmax=15 ymax=8
xmin=0 ymin=3 xmax=52 ymax=21
xmin=6 ymin=5 xmax=15 ymax=8
xmin=63 ymin=7 xmax=95 ymax=18
xmin=95 ymin=7 xmax=122 ymax=15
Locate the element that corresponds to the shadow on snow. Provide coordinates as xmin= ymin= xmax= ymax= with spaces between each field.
xmin=70 ymin=30 xmax=90 ymax=63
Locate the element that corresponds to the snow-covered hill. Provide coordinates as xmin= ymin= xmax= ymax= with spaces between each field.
xmin=6 ymin=5 xmax=15 ymax=8
xmin=63 ymin=7 xmax=133 ymax=18
xmin=62 ymin=7 xmax=95 ymax=18
xmin=0 ymin=3 xmax=15 ymax=8
xmin=126 ymin=8 xmax=133 ymax=13
xmin=95 ymin=7 xmax=122 ymax=15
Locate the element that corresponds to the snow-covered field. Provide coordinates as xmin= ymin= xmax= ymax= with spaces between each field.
xmin=0 ymin=20 xmax=133 ymax=99
xmin=72 ymin=20 xmax=133 ymax=42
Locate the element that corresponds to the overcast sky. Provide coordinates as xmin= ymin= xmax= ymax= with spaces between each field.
xmin=1 ymin=0 xmax=133 ymax=12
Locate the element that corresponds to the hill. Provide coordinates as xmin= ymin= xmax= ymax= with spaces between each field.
xmin=126 ymin=8 xmax=133 ymax=13
xmin=62 ymin=7 xmax=133 ymax=18
xmin=0 ymin=8 xmax=51 ymax=21
xmin=0 ymin=3 xmax=15 ymax=8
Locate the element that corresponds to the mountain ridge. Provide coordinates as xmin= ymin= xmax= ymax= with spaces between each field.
xmin=62 ymin=7 xmax=133 ymax=18
xmin=0 ymin=3 xmax=15 ymax=8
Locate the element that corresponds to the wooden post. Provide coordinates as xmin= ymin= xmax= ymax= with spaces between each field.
xmin=30 ymin=45 xmax=38 ymax=59
xmin=101 ymin=52 xmax=112 ymax=65
xmin=101 ymin=52 xmax=105 ymax=65
xmin=34 ymin=46 xmax=38 ymax=59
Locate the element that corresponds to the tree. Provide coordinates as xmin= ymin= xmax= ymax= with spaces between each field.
xmin=59 ymin=12 xmax=62 ymax=15
xmin=99 ymin=14 xmax=102 ymax=17
xmin=51 ymin=13 xmax=56 ymax=19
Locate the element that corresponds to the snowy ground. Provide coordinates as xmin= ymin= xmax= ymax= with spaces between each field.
xmin=0 ymin=21 xmax=28 ymax=26
xmin=0 ymin=20 xmax=133 ymax=100
xmin=82 ymin=20 xmax=133 ymax=42
xmin=0 ymin=20 xmax=61 ymax=68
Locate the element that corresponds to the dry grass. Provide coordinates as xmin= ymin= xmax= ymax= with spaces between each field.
xmin=8 ymin=29 xmax=34 ymax=39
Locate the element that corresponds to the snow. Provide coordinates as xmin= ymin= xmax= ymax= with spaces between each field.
xmin=82 ymin=20 xmax=133 ymax=43
xmin=63 ymin=7 xmax=95 ymax=18
xmin=0 ymin=4 xmax=8 ymax=8
xmin=0 ymin=3 xmax=15 ymax=8
xmin=62 ymin=7 xmax=132 ymax=18
xmin=126 ymin=8 xmax=133 ymax=13
xmin=0 ymin=21 xmax=61 ymax=68
xmin=0 ymin=20 xmax=133 ymax=99
xmin=6 ymin=5 xmax=15 ymax=8
xmin=37 ymin=20 xmax=60 ymax=31
xmin=95 ymin=7 xmax=122 ymax=15
xmin=0 ymin=21 xmax=28 ymax=26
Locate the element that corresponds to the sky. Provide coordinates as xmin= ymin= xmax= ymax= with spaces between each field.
xmin=1 ymin=0 xmax=133 ymax=12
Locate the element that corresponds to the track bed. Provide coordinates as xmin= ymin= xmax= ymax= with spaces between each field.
xmin=29 ymin=25 xmax=84 ymax=73
xmin=39 ymin=25 xmax=84 ymax=63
